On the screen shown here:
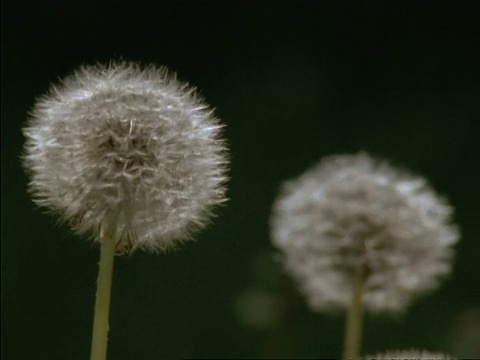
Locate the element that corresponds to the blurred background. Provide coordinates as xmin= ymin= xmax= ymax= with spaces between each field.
xmin=2 ymin=1 xmax=480 ymax=359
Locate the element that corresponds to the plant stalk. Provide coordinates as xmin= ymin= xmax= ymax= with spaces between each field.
xmin=90 ymin=224 xmax=117 ymax=360
xmin=342 ymin=266 xmax=367 ymax=360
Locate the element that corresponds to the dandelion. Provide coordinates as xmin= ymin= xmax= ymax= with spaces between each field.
xmin=23 ymin=61 xmax=228 ymax=253
xmin=365 ymin=349 xmax=453 ymax=360
xmin=22 ymin=61 xmax=229 ymax=360
xmin=270 ymin=152 xmax=459 ymax=360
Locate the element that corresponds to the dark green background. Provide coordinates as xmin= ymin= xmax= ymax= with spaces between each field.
xmin=2 ymin=1 xmax=480 ymax=359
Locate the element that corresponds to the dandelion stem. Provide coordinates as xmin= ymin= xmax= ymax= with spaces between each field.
xmin=90 ymin=224 xmax=116 ymax=360
xmin=342 ymin=266 xmax=367 ymax=360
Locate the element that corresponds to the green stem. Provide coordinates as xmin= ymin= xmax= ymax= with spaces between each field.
xmin=90 ymin=224 xmax=117 ymax=360
xmin=342 ymin=266 xmax=367 ymax=360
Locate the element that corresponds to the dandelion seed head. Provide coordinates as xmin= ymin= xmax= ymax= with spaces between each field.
xmin=365 ymin=349 xmax=453 ymax=360
xmin=270 ymin=153 xmax=459 ymax=313
xmin=23 ymin=62 xmax=229 ymax=254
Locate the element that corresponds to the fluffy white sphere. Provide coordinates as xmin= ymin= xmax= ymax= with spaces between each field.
xmin=365 ymin=349 xmax=453 ymax=360
xmin=270 ymin=153 xmax=459 ymax=313
xmin=23 ymin=62 xmax=229 ymax=254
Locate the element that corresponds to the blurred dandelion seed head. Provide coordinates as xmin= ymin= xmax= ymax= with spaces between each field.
xmin=270 ymin=153 xmax=459 ymax=313
xmin=23 ymin=62 xmax=229 ymax=254
xmin=365 ymin=349 xmax=454 ymax=360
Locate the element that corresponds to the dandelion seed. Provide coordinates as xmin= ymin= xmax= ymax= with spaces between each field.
xmin=23 ymin=61 xmax=229 ymax=254
xmin=365 ymin=349 xmax=454 ymax=360
xmin=270 ymin=152 xmax=459 ymax=314
xmin=23 ymin=61 xmax=229 ymax=360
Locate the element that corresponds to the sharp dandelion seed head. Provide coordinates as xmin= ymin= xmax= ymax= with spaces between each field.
xmin=23 ymin=61 xmax=229 ymax=254
xmin=270 ymin=152 xmax=459 ymax=313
